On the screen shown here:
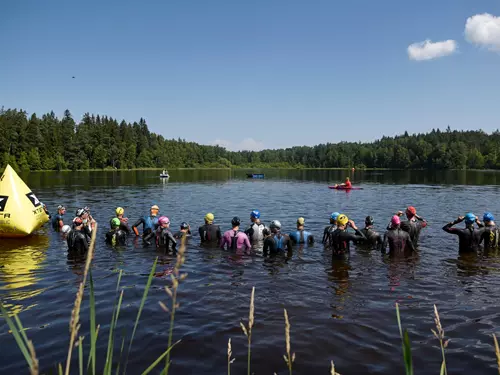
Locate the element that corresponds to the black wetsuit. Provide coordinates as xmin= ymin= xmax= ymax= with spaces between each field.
xmin=174 ymin=230 xmax=192 ymax=240
xmin=382 ymin=228 xmax=415 ymax=255
xmin=358 ymin=227 xmax=383 ymax=250
xmin=154 ymin=227 xmax=177 ymax=254
xmin=481 ymin=225 xmax=500 ymax=250
xmin=322 ymin=225 xmax=337 ymax=245
xmin=198 ymin=223 xmax=222 ymax=246
xmin=67 ymin=229 xmax=89 ymax=253
xmin=263 ymin=232 xmax=293 ymax=255
xmin=51 ymin=214 xmax=64 ymax=231
xmin=442 ymin=223 xmax=484 ymax=252
xmin=401 ymin=218 xmax=427 ymax=247
xmin=328 ymin=228 xmax=365 ymax=256
xmin=105 ymin=229 xmax=128 ymax=246
xmin=110 ymin=218 xmax=131 ymax=235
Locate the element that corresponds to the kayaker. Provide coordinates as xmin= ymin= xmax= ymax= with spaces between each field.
xmin=479 ymin=212 xmax=500 ymax=250
xmin=322 ymin=212 xmax=339 ymax=245
xmin=199 ymin=212 xmax=222 ymax=246
xmin=51 ymin=205 xmax=66 ymax=231
xmin=105 ymin=218 xmax=128 ymax=246
xmin=263 ymin=220 xmax=293 ymax=255
xmin=358 ymin=216 xmax=383 ymax=250
xmin=289 ymin=217 xmax=314 ymax=245
xmin=336 ymin=177 xmax=352 ymax=189
xmin=220 ymin=216 xmax=251 ymax=252
xmin=382 ymin=215 xmax=415 ymax=255
xmin=244 ymin=209 xmax=268 ymax=248
xmin=132 ymin=205 xmax=160 ymax=239
xmin=442 ymin=213 xmax=484 ymax=252
xmin=328 ymin=214 xmax=365 ymax=256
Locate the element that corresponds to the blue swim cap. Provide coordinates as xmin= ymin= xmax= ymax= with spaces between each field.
xmin=483 ymin=212 xmax=495 ymax=222
xmin=465 ymin=213 xmax=476 ymax=224
xmin=251 ymin=210 xmax=260 ymax=219
xmin=331 ymin=212 xmax=340 ymax=220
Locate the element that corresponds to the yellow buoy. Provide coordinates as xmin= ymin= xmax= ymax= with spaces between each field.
xmin=0 ymin=164 xmax=49 ymax=237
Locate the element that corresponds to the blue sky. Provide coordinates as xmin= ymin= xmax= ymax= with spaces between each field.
xmin=1 ymin=0 xmax=499 ymax=151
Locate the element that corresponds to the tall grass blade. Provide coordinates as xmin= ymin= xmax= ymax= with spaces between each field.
xmin=396 ymin=303 xmax=413 ymax=375
xmin=440 ymin=361 xmax=445 ymax=375
xmin=14 ymin=314 xmax=30 ymax=347
xmin=78 ymin=336 xmax=83 ymax=375
xmin=58 ymin=363 xmax=63 ymax=375
xmin=115 ymin=332 xmax=126 ymax=375
xmin=87 ymin=270 xmax=97 ymax=375
xmin=0 ymin=301 xmax=33 ymax=368
xmin=123 ymin=257 xmax=158 ymax=375
xmin=104 ymin=270 xmax=124 ymax=375
xmin=141 ymin=340 xmax=180 ymax=375
xmin=493 ymin=334 xmax=500 ymax=375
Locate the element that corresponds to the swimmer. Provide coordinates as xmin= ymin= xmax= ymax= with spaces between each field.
xmin=245 ymin=210 xmax=268 ymax=247
xmin=132 ymin=205 xmax=160 ymax=238
xmin=328 ymin=214 xmax=365 ymax=256
xmin=174 ymin=222 xmax=192 ymax=240
xmin=479 ymin=212 xmax=500 ymax=250
xmin=67 ymin=217 xmax=90 ymax=253
xmin=397 ymin=206 xmax=427 ymax=247
xmin=113 ymin=207 xmax=131 ymax=234
xmin=358 ymin=216 xmax=383 ymax=250
xmin=322 ymin=212 xmax=339 ymax=245
xmin=220 ymin=216 xmax=251 ymax=252
xmin=105 ymin=218 xmax=128 ymax=246
xmin=289 ymin=217 xmax=314 ymax=245
xmin=263 ymin=220 xmax=293 ymax=255
xmin=198 ymin=212 xmax=222 ymax=246
xmin=51 ymin=205 xmax=66 ymax=231
xmin=145 ymin=216 xmax=176 ymax=254
xmin=382 ymin=215 xmax=415 ymax=255
xmin=442 ymin=213 xmax=484 ymax=253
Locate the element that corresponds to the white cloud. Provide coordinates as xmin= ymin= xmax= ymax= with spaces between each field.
xmin=407 ymin=39 xmax=457 ymax=61
xmin=211 ymin=138 xmax=265 ymax=151
xmin=465 ymin=13 xmax=500 ymax=51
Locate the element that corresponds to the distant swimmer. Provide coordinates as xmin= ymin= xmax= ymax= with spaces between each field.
xmin=358 ymin=216 xmax=383 ymax=250
xmin=132 ymin=205 xmax=160 ymax=239
xmin=442 ymin=213 xmax=484 ymax=253
xmin=199 ymin=212 xmax=222 ymax=246
xmin=220 ymin=216 xmax=251 ymax=252
xmin=479 ymin=212 xmax=500 ymax=250
xmin=289 ymin=217 xmax=314 ymax=245
xmin=245 ymin=210 xmax=268 ymax=248
xmin=67 ymin=217 xmax=90 ymax=253
xmin=397 ymin=206 xmax=427 ymax=247
xmin=322 ymin=212 xmax=339 ymax=245
xmin=113 ymin=207 xmax=131 ymax=234
xmin=263 ymin=220 xmax=293 ymax=255
xmin=51 ymin=205 xmax=66 ymax=231
xmin=382 ymin=215 xmax=415 ymax=255
xmin=174 ymin=222 xmax=192 ymax=240
xmin=106 ymin=218 xmax=127 ymax=246
xmin=328 ymin=214 xmax=365 ymax=256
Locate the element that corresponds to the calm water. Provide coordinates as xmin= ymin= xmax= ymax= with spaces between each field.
xmin=1 ymin=169 xmax=500 ymax=374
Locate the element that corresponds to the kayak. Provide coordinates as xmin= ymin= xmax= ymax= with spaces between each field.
xmin=328 ymin=185 xmax=363 ymax=190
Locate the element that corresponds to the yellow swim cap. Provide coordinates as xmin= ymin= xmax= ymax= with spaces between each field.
xmin=116 ymin=207 xmax=124 ymax=215
xmin=337 ymin=214 xmax=348 ymax=226
xmin=297 ymin=217 xmax=305 ymax=225
xmin=151 ymin=205 xmax=159 ymax=210
xmin=205 ymin=213 xmax=214 ymax=223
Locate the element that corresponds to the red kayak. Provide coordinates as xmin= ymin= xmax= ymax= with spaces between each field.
xmin=328 ymin=185 xmax=363 ymax=190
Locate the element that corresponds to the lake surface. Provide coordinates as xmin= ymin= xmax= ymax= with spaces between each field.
xmin=2 ymin=169 xmax=500 ymax=374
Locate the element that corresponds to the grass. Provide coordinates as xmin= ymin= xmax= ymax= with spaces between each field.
xmin=3 ymin=231 xmax=500 ymax=374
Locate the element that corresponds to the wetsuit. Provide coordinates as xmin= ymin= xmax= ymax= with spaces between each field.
xmin=110 ymin=218 xmax=131 ymax=235
xmin=198 ymin=223 xmax=222 ymax=246
xmin=382 ymin=228 xmax=415 ymax=255
xmin=401 ymin=217 xmax=427 ymax=247
xmin=221 ymin=229 xmax=251 ymax=251
xmin=263 ymin=232 xmax=293 ymax=255
xmin=358 ymin=227 xmax=383 ymax=250
xmin=174 ymin=230 xmax=192 ymax=240
xmin=289 ymin=229 xmax=314 ymax=245
xmin=480 ymin=225 xmax=500 ymax=250
xmin=153 ymin=227 xmax=177 ymax=254
xmin=328 ymin=228 xmax=365 ymax=256
xmin=322 ymin=225 xmax=337 ymax=245
xmin=105 ymin=229 xmax=127 ymax=246
xmin=51 ymin=214 xmax=64 ymax=231
xmin=245 ymin=222 xmax=268 ymax=247
xmin=442 ymin=223 xmax=484 ymax=252
xmin=132 ymin=215 xmax=159 ymax=238
xmin=67 ymin=229 xmax=89 ymax=253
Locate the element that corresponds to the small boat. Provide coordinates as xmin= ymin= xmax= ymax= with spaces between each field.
xmin=328 ymin=185 xmax=363 ymax=190
xmin=160 ymin=170 xmax=170 ymax=178
xmin=247 ymin=173 xmax=265 ymax=179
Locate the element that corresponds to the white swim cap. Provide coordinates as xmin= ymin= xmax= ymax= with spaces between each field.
xmin=61 ymin=225 xmax=71 ymax=233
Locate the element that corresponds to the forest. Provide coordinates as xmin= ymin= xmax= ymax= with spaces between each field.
xmin=0 ymin=107 xmax=498 ymax=171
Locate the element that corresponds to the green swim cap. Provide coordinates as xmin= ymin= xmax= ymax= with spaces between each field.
xmin=111 ymin=218 xmax=121 ymax=227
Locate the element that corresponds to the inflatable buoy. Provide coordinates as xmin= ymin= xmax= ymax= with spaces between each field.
xmin=0 ymin=164 xmax=49 ymax=237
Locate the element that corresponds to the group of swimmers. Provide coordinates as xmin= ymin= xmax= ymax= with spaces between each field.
xmin=46 ymin=203 xmax=500 ymax=257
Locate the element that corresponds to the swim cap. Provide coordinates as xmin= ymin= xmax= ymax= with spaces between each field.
xmin=270 ymin=220 xmax=281 ymax=229
xmin=231 ymin=216 xmax=241 ymax=226
xmin=57 ymin=205 xmax=65 ymax=211
xmin=76 ymin=208 xmax=86 ymax=217
xmin=406 ymin=206 xmax=417 ymax=216
xmin=180 ymin=222 xmax=189 ymax=229
xmin=251 ymin=210 xmax=260 ymax=219
xmin=391 ymin=215 xmax=401 ymax=226
xmin=483 ymin=212 xmax=495 ymax=223
xmin=61 ymin=225 xmax=71 ymax=233
xmin=74 ymin=217 xmax=83 ymax=225
xmin=297 ymin=217 xmax=305 ymax=225
xmin=465 ymin=213 xmax=476 ymax=225
xmin=205 ymin=213 xmax=214 ymax=223
xmin=111 ymin=218 xmax=121 ymax=227
xmin=116 ymin=207 xmax=124 ymax=215
xmin=330 ymin=212 xmax=340 ymax=220
xmin=365 ymin=216 xmax=374 ymax=225
xmin=151 ymin=205 xmax=159 ymax=210
xmin=337 ymin=214 xmax=349 ymax=226
xmin=158 ymin=216 xmax=170 ymax=225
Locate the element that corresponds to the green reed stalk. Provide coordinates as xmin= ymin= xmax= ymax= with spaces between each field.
xmin=87 ymin=270 xmax=97 ymax=375
xmin=240 ymin=287 xmax=255 ymax=375
xmin=396 ymin=303 xmax=414 ymax=375
xmin=103 ymin=270 xmax=124 ymax=375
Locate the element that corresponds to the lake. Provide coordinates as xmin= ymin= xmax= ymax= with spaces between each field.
xmin=1 ymin=169 xmax=500 ymax=374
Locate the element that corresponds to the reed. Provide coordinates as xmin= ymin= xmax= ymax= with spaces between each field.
xmin=240 ymin=286 xmax=255 ymax=375
xmin=395 ymin=303 xmax=413 ymax=375
xmin=227 ymin=338 xmax=234 ymax=375
xmin=283 ymin=309 xmax=295 ymax=375
xmin=493 ymin=334 xmax=500 ymax=375
xmin=431 ymin=305 xmax=448 ymax=375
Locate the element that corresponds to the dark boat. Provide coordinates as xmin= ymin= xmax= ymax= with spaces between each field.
xmin=247 ymin=173 xmax=265 ymax=179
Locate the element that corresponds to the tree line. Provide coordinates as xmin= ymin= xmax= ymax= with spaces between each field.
xmin=1 ymin=107 xmax=499 ymax=171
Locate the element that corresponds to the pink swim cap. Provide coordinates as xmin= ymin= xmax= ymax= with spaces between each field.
xmin=391 ymin=215 xmax=401 ymax=226
xmin=158 ymin=216 xmax=170 ymax=225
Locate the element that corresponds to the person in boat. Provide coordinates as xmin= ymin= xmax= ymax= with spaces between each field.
xmin=289 ymin=217 xmax=314 ymax=245
xmin=67 ymin=217 xmax=90 ymax=253
xmin=357 ymin=216 xmax=383 ymax=250
xmin=174 ymin=222 xmax=192 ymax=240
xmin=328 ymin=214 xmax=365 ymax=256
xmin=322 ymin=212 xmax=340 ymax=245
xmin=132 ymin=205 xmax=160 ymax=239
xmin=245 ymin=209 xmax=268 ymax=248
xmin=382 ymin=215 xmax=415 ymax=255
xmin=105 ymin=218 xmax=128 ymax=246
xmin=263 ymin=220 xmax=293 ymax=255
xmin=220 ymin=216 xmax=251 ymax=252
xmin=145 ymin=216 xmax=177 ymax=254
xmin=442 ymin=213 xmax=484 ymax=253
xmin=112 ymin=207 xmax=131 ymax=234
xmin=199 ymin=212 xmax=222 ymax=246
xmin=336 ymin=177 xmax=352 ymax=189
xmin=51 ymin=205 xmax=66 ymax=231
xmin=396 ymin=206 xmax=427 ymax=248
xmin=479 ymin=212 xmax=500 ymax=251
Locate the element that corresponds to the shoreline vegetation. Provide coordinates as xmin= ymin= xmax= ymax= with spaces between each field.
xmin=2 ymin=226 xmax=500 ymax=374
xmin=1 ymin=107 xmax=500 ymax=172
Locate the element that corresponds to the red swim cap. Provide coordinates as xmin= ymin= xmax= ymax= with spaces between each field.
xmin=391 ymin=215 xmax=401 ymax=226
xmin=406 ymin=206 xmax=416 ymax=216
